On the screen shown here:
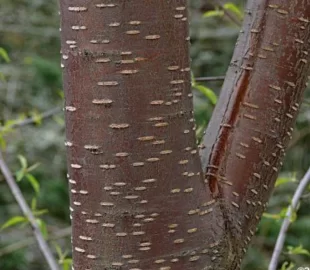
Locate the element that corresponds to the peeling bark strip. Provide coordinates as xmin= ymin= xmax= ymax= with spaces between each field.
xmin=60 ymin=0 xmax=310 ymax=269
xmin=201 ymin=0 xmax=310 ymax=264
xmin=60 ymin=1 xmax=231 ymax=270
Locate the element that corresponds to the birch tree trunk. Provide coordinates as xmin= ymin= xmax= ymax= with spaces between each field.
xmin=59 ymin=0 xmax=310 ymax=269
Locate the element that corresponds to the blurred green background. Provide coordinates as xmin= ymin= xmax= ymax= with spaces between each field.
xmin=0 ymin=0 xmax=309 ymax=269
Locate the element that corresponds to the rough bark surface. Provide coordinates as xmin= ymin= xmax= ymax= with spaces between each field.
xmin=59 ymin=0 xmax=310 ymax=269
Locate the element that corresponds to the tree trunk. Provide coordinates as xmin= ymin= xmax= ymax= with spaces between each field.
xmin=59 ymin=1 xmax=310 ymax=269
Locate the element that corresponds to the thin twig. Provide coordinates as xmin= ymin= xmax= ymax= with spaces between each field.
xmin=0 ymin=226 xmax=71 ymax=257
xmin=268 ymin=167 xmax=310 ymax=270
xmin=0 ymin=107 xmax=62 ymax=132
xmin=209 ymin=0 xmax=242 ymax=27
xmin=0 ymin=26 xmax=59 ymax=37
xmin=0 ymin=150 xmax=60 ymax=270
xmin=222 ymin=8 xmax=242 ymax=27
xmin=195 ymin=76 xmax=225 ymax=82
xmin=15 ymin=107 xmax=62 ymax=128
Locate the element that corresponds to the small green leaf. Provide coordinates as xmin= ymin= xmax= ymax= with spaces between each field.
xmin=0 ymin=47 xmax=10 ymax=63
xmin=36 ymin=219 xmax=48 ymax=239
xmin=62 ymin=258 xmax=72 ymax=270
xmin=54 ymin=242 xmax=63 ymax=259
xmin=15 ymin=169 xmax=25 ymax=182
xmin=290 ymin=209 xmax=297 ymax=222
xmin=287 ymin=245 xmax=310 ymax=256
xmin=262 ymin=212 xmax=281 ymax=220
xmin=26 ymin=174 xmax=40 ymax=194
xmin=54 ymin=242 xmax=72 ymax=270
xmin=191 ymin=72 xmax=196 ymax=85
xmin=31 ymin=198 xmax=37 ymax=211
xmin=54 ymin=243 xmax=69 ymax=262
xmin=223 ymin=3 xmax=243 ymax=19
xmin=275 ymin=177 xmax=291 ymax=187
xmin=33 ymin=209 xmax=49 ymax=217
xmin=27 ymin=162 xmax=41 ymax=173
xmin=279 ymin=207 xmax=297 ymax=222
xmin=29 ymin=111 xmax=42 ymax=125
xmin=194 ymin=84 xmax=218 ymax=105
xmin=57 ymin=89 xmax=64 ymax=99
xmin=275 ymin=173 xmax=296 ymax=187
xmin=17 ymin=155 xmax=28 ymax=170
xmin=1 ymin=216 xmax=27 ymax=230
xmin=204 ymin=10 xmax=224 ymax=18
xmin=280 ymin=261 xmax=295 ymax=270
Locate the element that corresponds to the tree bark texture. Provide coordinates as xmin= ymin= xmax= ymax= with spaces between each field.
xmin=59 ymin=1 xmax=310 ymax=269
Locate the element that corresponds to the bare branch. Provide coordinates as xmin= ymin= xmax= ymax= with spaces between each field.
xmin=0 ymin=25 xmax=59 ymax=37
xmin=0 ymin=150 xmax=60 ymax=270
xmin=269 ymin=167 xmax=310 ymax=270
xmin=195 ymin=75 xmax=225 ymax=82
xmin=0 ymin=107 xmax=62 ymax=132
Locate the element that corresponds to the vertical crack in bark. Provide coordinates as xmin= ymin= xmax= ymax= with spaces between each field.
xmin=207 ymin=69 xmax=251 ymax=197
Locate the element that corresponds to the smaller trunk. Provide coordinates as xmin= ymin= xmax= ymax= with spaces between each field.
xmin=200 ymin=0 xmax=310 ymax=265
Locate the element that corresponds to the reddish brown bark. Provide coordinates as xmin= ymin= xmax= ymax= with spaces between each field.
xmin=201 ymin=0 xmax=310 ymax=266
xmin=59 ymin=0 xmax=310 ymax=269
xmin=60 ymin=1 xmax=229 ymax=269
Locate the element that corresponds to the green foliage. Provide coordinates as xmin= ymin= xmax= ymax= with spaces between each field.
xmin=280 ymin=261 xmax=295 ymax=270
xmin=0 ymin=116 xmax=28 ymax=150
xmin=263 ymin=207 xmax=297 ymax=223
xmin=0 ymin=247 xmax=27 ymax=270
xmin=1 ymin=216 xmax=27 ymax=230
xmin=223 ymin=3 xmax=243 ymax=20
xmin=54 ymin=243 xmax=72 ymax=270
xmin=15 ymin=155 xmax=41 ymax=194
xmin=204 ymin=9 xmax=224 ymax=18
xmin=28 ymin=110 xmax=43 ymax=125
xmin=0 ymin=47 xmax=9 ymax=82
xmin=192 ymin=75 xmax=218 ymax=105
xmin=275 ymin=173 xmax=297 ymax=187
xmin=36 ymin=218 xmax=48 ymax=239
xmin=25 ymin=174 xmax=40 ymax=195
xmin=0 ymin=47 xmax=10 ymax=63
xmin=193 ymin=84 xmax=217 ymax=105
xmin=203 ymin=2 xmax=243 ymax=20
xmin=287 ymin=245 xmax=310 ymax=257
xmin=31 ymin=198 xmax=48 ymax=217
